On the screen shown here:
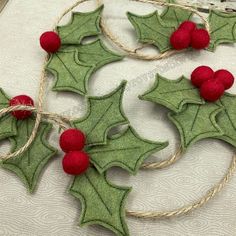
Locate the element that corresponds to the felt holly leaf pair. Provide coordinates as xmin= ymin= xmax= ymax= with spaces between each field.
xmin=128 ymin=0 xmax=236 ymax=52
xmin=0 ymin=89 xmax=57 ymax=193
xmin=73 ymin=81 xmax=167 ymax=174
xmin=140 ymin=74 xmax=236 ymax=150
xmin=70 ymin=82 xmax=168 ymax=235
xmin=46 ymin=6 xmax=124 ymax=95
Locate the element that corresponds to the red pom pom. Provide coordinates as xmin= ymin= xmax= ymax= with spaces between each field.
xmin=62 ymin=151 xmax=90 ymax=175
xmin=170 ymin=29 xmax=191 ymax=50
xmin=9 ymin=95 xmax=34 ymax=120
xmin=191 ymin=29 xmax=210 ymax=49
xmin=200 ymin=80 xmax=225 ymax=102
xmin=60 ymin=129 xmax=86 ymax=153
xmin=40 ymin=31 xmax=61 ymax=53
xmin=214 ymin=69 xmax=235 ymax=90
xmin=179 ymin=21 xmax=196 ymax=32
xmin=191 ymin=66 xmax=214 ymax=87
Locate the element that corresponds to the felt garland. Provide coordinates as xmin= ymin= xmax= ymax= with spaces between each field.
xmin=0 ymin=0 xmax=236 ymax=236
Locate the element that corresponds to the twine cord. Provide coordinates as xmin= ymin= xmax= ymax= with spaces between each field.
xmin=127 ymin=154 xmax=236 ymax=219
xmin=141 ymin=146 xmax=183 ymax=169
xmin=0 ymin=0 xmax=234 ymax=220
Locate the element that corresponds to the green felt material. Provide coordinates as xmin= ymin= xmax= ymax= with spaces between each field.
xmin=127 ymin=11 xmax=175 ymax=53
xmin=208 ymin=10 xmax=236 ymax=51
xmin=141 ymin=75 xmax=236 ymax=149
xmin=87 ymin=126 xmax=168 ymax=174
xmin=127 ymin=0 xmax=192 ymax=52
xmin=217 ymin=93 xmax=236 ymax=148
xmin=63 ymin=39 xmax=124 ymax=70
xmin=46 ymin=49 xmax=95 ymax=95
xmin=73 ymin=82 xmax=129 ymax=146
xmin=57 ymin=5 xmax=104 ymax=45
xmin=1 ymin=118 xmax=57 ymax=193
xmin=70 ymin=167 xmax=131 ymax=236
xmin=169 ymin=103 xmax=224 ymax=149
xmin=161 ymin=0 xmax=193 ymax=28
xmin=0 ymin=88 xmax=17 ymax=141
xmin=140 ymin=74 xmax=204 ymax=113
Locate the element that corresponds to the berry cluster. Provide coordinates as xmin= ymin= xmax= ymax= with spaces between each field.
xmin=191 ymin=66 xmax=235 ymax=102
xmin=8 ymin=95 xmax=90 ymax=175
xmin=170 ymin=21 xmax=210 ymax=50
xmin=59 ymin=129 xmax=90 ymax=175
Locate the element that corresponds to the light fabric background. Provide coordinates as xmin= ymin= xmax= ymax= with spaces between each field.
xmin=0 ymin=0 xmax=236 ymax=235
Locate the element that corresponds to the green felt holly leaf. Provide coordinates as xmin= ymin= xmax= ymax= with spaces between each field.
xmin=1 ymin=118 xmax=57 ymax=193
xmin=127 ymin=0 xmax=193 ymax=52
xmin=161 ymin=0 xmax=193 ymax=28
xmin=46 ymin=49 xmax=94 ymax=95
xmin=87 ymin=126 xmax=168 ymax=174
xmin=70 ymin=167 xmax=130 ymax=236
xmin=169 ymin=103 xmax=224 ymax=149
xmin=73 ymin=81 xmax=128 ymax=146
xmin=64 ymin=39 xmax=124 ymax=70
xmin=208 ymin=10 xmax=236 ymax=51
xmin=57 ymin=5 xmax=104 ymax=45
xmin=217 ymin=93 xmax=236 ymax=148
xmin=0 ymin=88 xmax=17 ymax=141
xmin=140 ymin=75 xmax=204 ymax=113
xmin=127 ymin=11 xmax=175 ymax=53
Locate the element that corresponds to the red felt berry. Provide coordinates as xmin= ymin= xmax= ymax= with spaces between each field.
xmin=179 ymin=21 xmax=196 ymax=32
xmin=40 ymin=31 xmax=61 ymax=53
xmin=9 ymin=95 xmax=34 ymax=120
xmin=214 ymin=69 xmax=235 ymax=90
xmin=60 ymin=128 xmax=86 ymax=153
xmin=191 ymin=66 xmax=214 ymax=87
xmin=191 ymin=29 xmax=210 ymax=49
xmin=170 ymin=29 xmax=191 ymax=50
xmin=200 ymin=80 xmax=225 ymax=102
xmin=62 ymin=151 xmax=90 ymax=175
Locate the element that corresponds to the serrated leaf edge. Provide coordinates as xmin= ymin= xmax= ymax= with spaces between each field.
xmin=89 ymin=126 xmax=169 ymax=175
xmin=1 ymin=120 xmax=58 ymax=193
xmin=160 ymin=0 xmax=193 ymax=27
xmin=79 ymin=39 xmax=125 ymax=69
xmin=57 ymin=5 xmax=104 ymax=45
xmin=216 ymin=93 xmax=236 ymax=147
xmin=127 ymin=11 xmax=174 ymax=52
xmin=69 ymin=169 xmax=131 ymax=236
xmin=168 ymin=104 xmax=224 ymax=150
xmin=73 ymin=81 xmax=129 ymax=146
xmin=46 ymin=49 xmax=95 ymax=95
xmin=139 ymin=74 xmax=205 ymax=113
xmin=208 ymin=10 xmax=236 ymax=52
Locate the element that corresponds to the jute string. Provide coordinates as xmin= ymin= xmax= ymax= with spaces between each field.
xmin=127 ymin=154 xmax=236 ymax=218
xmin=0 ymin=0 xmax=235 ymax=220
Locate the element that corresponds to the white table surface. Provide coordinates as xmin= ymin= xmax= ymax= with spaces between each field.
xmin=0 ymin=0 xmax=236 ymax=235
